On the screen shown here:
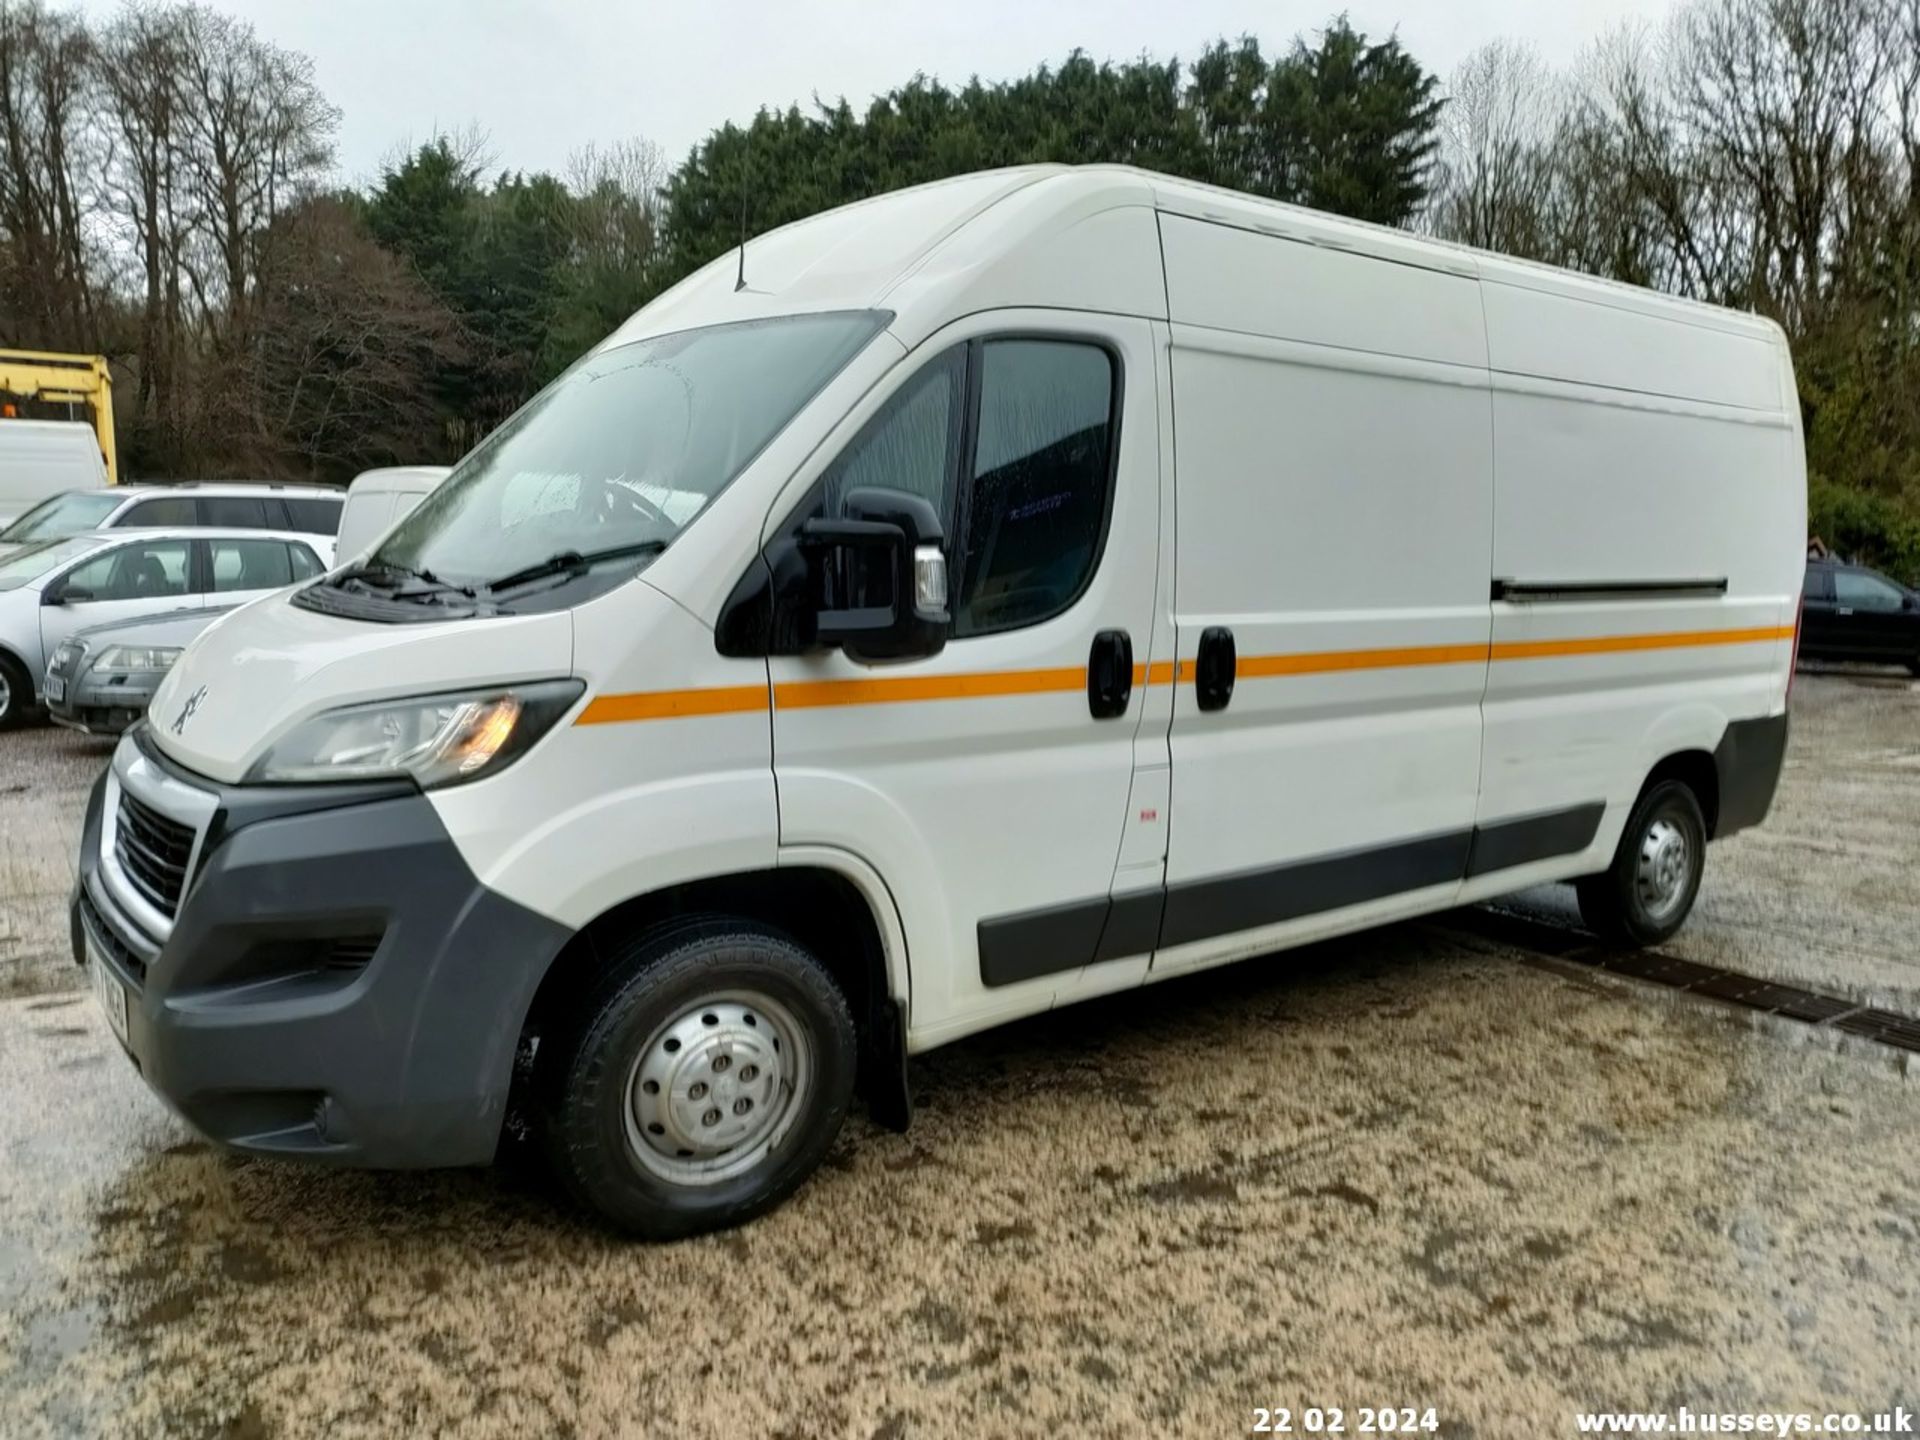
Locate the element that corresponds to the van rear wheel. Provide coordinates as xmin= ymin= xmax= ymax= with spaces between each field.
xmin=1576 ymin=780 xmax=1707 ymax=947
xmin=540 ymin=918 xmax=857 ymax=1239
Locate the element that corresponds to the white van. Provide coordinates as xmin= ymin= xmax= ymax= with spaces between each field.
xmin=0 ymin=419 xmax=108 ymax=527
xmin=332 ymin=466 xmax=451 ymax=560
xmin=73 ymin=167 xmax=1804 ymax=1238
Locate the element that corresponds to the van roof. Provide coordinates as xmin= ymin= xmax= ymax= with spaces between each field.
xmin=609 ymin=164 xmax=1783 ymax=353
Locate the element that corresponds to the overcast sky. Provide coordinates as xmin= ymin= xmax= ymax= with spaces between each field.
xmin=64 ymin=0 xmax=1684 ymax=185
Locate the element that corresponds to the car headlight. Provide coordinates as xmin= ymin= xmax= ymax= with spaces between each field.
xmin=91 ymin=644 xmax=182 ymax=674
xmin=245 ymin=680 xmax=585 ymax=788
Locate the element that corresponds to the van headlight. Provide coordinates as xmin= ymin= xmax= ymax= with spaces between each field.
xmin=246 ymin=680 xmax=585 ymax=788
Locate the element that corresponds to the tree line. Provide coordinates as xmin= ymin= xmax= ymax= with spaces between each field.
xmin=2 ymin=0 xmax=1916 ymax=575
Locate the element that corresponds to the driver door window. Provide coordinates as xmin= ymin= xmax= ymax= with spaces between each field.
xmin=818 ymin=337 xmax=1119 ymax=638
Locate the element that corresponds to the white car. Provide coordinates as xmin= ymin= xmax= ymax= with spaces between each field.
xmin=0 ymin=527 xmax=327 ymax=728
xmin=77 ymin=165 xmax=1802 ymax=1239
xmin=0 ymin=481 xmax=343 ymax=560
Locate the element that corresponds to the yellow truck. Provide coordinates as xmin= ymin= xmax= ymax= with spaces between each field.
xmin=0 ymin=349 xmax=116 ymax=482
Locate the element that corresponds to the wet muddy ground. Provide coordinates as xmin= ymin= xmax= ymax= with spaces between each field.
xmin=1 ymin=674 xmax=1916 ymax=1437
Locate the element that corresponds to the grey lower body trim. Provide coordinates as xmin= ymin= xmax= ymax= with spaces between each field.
xmin=1464 ymin=803 xmax=1605 ymax=878
xmin=978 ymin=801 xmax=1605 ymax=988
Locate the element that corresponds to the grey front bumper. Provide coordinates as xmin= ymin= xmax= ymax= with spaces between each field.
xmin=74 ymin=729 xmax=573 ymax=1168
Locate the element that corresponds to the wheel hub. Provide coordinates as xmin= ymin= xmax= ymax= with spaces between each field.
xmin=1635 ymin=816 xmax=1692 ymax=921
xmin=624 ymin=993 xmax=808 ymax=1186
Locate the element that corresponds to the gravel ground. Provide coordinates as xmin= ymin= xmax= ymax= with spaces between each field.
xmin=0 ymin=722 xmax=112 ymax=998
xmin=1 ymin=674 xmax=1916 ymax=1437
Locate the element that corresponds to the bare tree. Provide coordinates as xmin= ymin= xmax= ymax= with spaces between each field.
xmin=0 ymin=1 xmax=101 ymax=347
xmin=1429 ymin=41 xmax=1563 ymax=257
xmin=171 ymin=6 xmax=336 ymax=347
xmin=96 ymin=4 xmax=193 ymax=457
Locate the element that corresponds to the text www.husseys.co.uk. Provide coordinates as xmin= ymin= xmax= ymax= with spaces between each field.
xmin=1576 ymin=1408 xmax=1913 ymax=1435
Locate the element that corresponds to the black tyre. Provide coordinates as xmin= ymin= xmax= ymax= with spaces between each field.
xmin=0 ymin=653 xmax=31 ymax=731
xmin=1576 ymin=779 xmax=1708 ymax=947
xmin=540 ymin=917 xmax=857 ymax=1239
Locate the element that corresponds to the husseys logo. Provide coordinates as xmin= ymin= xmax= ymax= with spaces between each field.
xmin=170 ymin=685 xmax=207 ymax=736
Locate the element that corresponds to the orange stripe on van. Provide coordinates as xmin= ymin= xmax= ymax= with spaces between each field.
xmin=1239 ymin=641 xmax=1491 ymax=678
xmin=575 ymin=685 xmax=769 ymax=724
xmin=1488 ymin=625 xmax=1795 ymax=662
xmin=574 ymin=623 xmax=1793 ymax=725
xmin=774 ymin=665 xmax=1085 ymax=710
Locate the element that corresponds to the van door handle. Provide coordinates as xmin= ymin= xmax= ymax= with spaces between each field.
xmin=1195 ymin=626 xmax=1237 ymax=712
xmin=1087 ymin=630 xmax=1133 ymax=720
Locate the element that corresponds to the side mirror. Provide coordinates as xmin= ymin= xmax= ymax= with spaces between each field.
xmin=802 ymin=487 xmax=949 ymax=664
xmin=40 ymin=586 xmax=77 ymax=607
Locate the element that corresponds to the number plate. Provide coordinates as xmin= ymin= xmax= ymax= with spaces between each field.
xmin=90 ymin=948 xmax=129 ymax=1050
xmin=46 ymin=674 xmax=65 ymax=703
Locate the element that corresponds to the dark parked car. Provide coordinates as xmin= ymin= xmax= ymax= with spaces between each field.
xmin=1801 ymin=559 xmax=1920 ymax=673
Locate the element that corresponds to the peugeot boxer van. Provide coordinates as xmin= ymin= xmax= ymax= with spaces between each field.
xmin=73 ymin=167 xmax=1804 ymax=1238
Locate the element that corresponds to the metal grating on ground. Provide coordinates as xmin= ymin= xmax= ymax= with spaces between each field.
xmin=1449 ymin=906 xmax=1920 ymax=1055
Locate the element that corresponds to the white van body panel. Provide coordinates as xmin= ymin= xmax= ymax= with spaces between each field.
xmin=128 ymin=165 xmax=1803 ymax=1079
xmin=146 ymin=590 xmax=572 ymax=783
xmin=430 ymin=580 xmax=777 ymax=928
xmin=1156 ymin=215 xmax=1497 ymax=928
xmin=0 ymin=419 xmax=107 ymax=524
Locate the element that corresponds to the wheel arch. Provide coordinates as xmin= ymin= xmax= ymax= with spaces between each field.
xmin=1642 ymin=748 xmax=1721 ymax=837
xmin=514 ymin=852 xmax=914 ymax=1133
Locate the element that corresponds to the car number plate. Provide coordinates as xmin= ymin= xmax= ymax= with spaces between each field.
xmin=90 ymin=949 xmax=129 ymax=1050
xmin=46 ymin=675 xmax=64 ymax=703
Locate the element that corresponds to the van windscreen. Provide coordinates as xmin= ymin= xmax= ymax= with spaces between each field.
xmin=365 ymin=311 xmax=885 ymax=605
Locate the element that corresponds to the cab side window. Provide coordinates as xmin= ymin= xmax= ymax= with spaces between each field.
xmin=818 ymin=336 xmax=1118 ymax=639
xmin=1835 ymin=570 xmax=1905 ymax=612
xmin=822 ymin=346 xmax=964 ymax=522
xmin=59 ymin=540 xmax=192 ymax=601
xmin=957 ymin=340 xmax=1115 ymax=637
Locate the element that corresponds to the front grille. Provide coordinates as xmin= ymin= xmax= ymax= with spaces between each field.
xmin=325 ymin=936 xmax=382 ymax=972
xmin=78 ymin=886 xmax=147 ymax=986
xmin=114 ymin=789 xmax=196 ymax=916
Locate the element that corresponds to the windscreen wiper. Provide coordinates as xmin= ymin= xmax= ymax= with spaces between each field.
xmin=333 ymin=561 xmax=477 ymax=601
xmin=481 ymin=540 xmax=669 ymax=596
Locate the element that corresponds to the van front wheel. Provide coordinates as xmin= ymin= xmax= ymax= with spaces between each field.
xmin=541 ymin=918 xmax=857 ymax=1239
xmin=1576 ymin=780 xmax=1707 ymax=947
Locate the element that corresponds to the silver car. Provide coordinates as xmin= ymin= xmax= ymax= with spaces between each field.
xmin=0 ymin=481 xmax=343 ymax=560
xmin=44 ymin=604 xmax=239 ymax=736
xmin=0 ymin=527 xmax=327 ymax=729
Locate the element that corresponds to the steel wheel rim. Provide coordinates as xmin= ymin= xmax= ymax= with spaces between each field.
xmin=1635 ymin=815 xmax=1693 ymax=923
xmin=623 ymin=989 xmax=811 ymax=1187
xmin=0 ymin=669 xmax=10 ymax=719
